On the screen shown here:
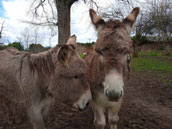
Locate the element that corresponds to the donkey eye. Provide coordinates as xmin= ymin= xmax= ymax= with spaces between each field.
xmin=96 ymin=49 xmax=103 ymax=55
xmin=126 ymin=54 xmax=131 ymax=63
xmin=74 ymin=75 xmax=79 ymax=79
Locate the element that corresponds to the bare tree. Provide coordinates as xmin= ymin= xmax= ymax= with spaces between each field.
xmin=28 ymin=0 xmax=78 ymax=44
xmin=18 ymin=27 xmax=45 ymax=49
xmin=134 ymin=0 xmax=172 ymax=42
xmin=48 ymin=26 xmax=58 ymax=47
xmin=0 ymin=20 xmax=5 ymax=39
xmin=28 ymin=0 xmax=131 ymax=44
xmin=32 ymin=28 xmax=45 ymax=44
xmin=100 ymin=0 xmax=135 ymax=19
xmin=20 ymin=27 xmax=32 ymax=49
xmin=147 ymin=0 xmax=172 ymax=42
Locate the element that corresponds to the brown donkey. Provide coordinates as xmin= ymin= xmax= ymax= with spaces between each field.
xmin=84 ymin=8 xmax=140 ymax=129
xmin=0 ymin=35 xmax=91 ymax=129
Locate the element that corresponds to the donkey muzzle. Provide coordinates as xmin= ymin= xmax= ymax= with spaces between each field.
xmin=105 ymin=90 xmax=123 ymax=102
xmin=73 ymin=89 xmax=92 ymax=111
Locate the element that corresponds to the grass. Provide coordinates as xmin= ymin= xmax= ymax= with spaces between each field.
xmin=166 ymin=80 xmax=172 ymax=86
xmin=131 ymin=58 xmax=172 ymax=74
xmin=138 ymin=51 xmax=162 ymax=57
xmin=79 ymin=51 xmax=172 ymax=75
xmin=79 ymin=53 xmax=84 ymax=58
xmin=146 ymin=51 xmax=162 ymax=57
xmin=138 ymin=50 xmax=172 ymax=57
xmin=138 ymin=51 xmax=145 ymax=56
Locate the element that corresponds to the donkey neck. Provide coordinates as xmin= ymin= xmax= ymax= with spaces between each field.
xmin=29 ymin=46 xmax=59 ymax=77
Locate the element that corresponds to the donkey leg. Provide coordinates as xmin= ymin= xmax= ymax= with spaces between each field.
xmin=4 ymin=99 xmax=17 ymax=125
xmin=108 ymin=112 xmax=119 ymax=129
xmin=28 ymin=104 xmax=46 ymax=129
xmin=91 ymin=102 xmax=106 ymax=129
xmin=42 ymin=95 xmax=54 ymax=126
xmin=108 ymin=100 xmax=122 ymax=129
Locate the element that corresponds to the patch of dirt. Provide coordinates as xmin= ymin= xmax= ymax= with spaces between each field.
xmin=0 ymin=70 xmax=172 ymax=129
xmin=118 ymin=71 xmax=172 ymax=129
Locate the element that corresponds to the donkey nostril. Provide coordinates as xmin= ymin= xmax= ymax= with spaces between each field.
xmin=78 ymin=107 xmax=84 ymax=111
xmin=86 ymin=102 xmax=89 ymax=107
xmin=105 ymin=90 xmax=109 ymax=97
xmin=106 ymin=90 xmax=122 ymax=102
xmin=120 ymin=91 xmax=123 ymax=97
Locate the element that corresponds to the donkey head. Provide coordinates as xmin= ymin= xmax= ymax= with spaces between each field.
xmin=50 ymin=35 xmax=91 ymax=111
xmin=89 ymin=8 xmax=140 ymax=101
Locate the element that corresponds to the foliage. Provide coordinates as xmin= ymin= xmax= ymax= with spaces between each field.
xmin=0 ymin=42 xmax=24 ymax=51
xmin=131 ymin=58 xmax=172 ymax=74
xmin=44 ymin=46 xmax=51 ymax=50
xmin=29 ymin=43 xmax=45 ymax=53
xmin=0 ymin=44 xmax=7 ymax=50
xmin=8 ymin=42 xmax=24 ymax=51
xmin=134 ymin=0 xmax=172 ymax=43
xmin=29 ymin=43 xmax=44 ymax=49
xmin=77 ymin=42 xmax=95 ymax=47
xmin=138 ymin=51 xmax=162 ymax=57
xmin=79 ymin=53 xmax=84 ymax=58
xmin=131 ymin=35 xmax=151 ymax=44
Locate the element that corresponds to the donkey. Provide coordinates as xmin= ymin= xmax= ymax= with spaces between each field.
xmin=84 ymin=8 xmax=140 ymax=129
xmin=0 ymin=35 xmax=91 ymax=129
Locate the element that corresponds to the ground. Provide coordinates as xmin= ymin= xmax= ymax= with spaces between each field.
xmin=0 ymin=56 xmax=172 ymax=129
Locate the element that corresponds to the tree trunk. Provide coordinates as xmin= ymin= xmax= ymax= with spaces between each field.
xmin=56 ymin=0 xmax=76 ymax=44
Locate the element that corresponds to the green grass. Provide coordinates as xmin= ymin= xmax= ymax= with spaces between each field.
xmin=146 ymin=51 xmax=162 ymax=57
xmin=79 ymin=53 xmax=84 ymax=58
xmin=166 ymin=80 xmax=172 ymax=86
xmin=138 ymin=51 xmax=145 ymax=56
xmin=138 ymin=51 xmax=162 ymax=57
xmin=131 ymin=58 xmax=172 ymax=74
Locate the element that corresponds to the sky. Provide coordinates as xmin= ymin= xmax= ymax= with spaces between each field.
xmin=0 ymin=0 xmax=145 ymax=47
xmin=0 ymin=0 xmax=100 ymax=47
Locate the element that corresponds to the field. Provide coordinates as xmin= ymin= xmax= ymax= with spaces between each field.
xmin=0 ymin=51 xmax=172 ymax=129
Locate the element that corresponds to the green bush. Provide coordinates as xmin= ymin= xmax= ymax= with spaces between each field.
xmin=8 ymin=42 xmax=24 ymax=51
xmin=131 ymin=35 xmax=152 ymax=45
xmin=77 ymin=42 xmax=95 ymax=47
xmin=0 ymin=45 xmax=7 ymax=50
xmin=79 ymin=53 xmax=84 ymax=58
xmin=29 ymin=43 xmax=45 ymax=53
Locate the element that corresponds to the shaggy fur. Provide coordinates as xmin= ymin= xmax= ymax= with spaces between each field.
xmin=0 ymin=36 xmax=91 ymax=129
xmin=84 ymin=8 xmax=140 ymax=129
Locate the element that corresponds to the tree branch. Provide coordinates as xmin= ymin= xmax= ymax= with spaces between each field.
xmin=67 ymin=0 xmax=78 ymax=6
xmin=34 ymin=0 xmax=46 ymax=16
xmin=0 ymin=21 xmax=5 ymax=39
xmin=21 ymin=20 xmax=57 ymax=26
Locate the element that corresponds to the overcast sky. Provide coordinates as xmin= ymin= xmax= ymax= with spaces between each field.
xmin=0 ymin=0 xmax=144 ymax=47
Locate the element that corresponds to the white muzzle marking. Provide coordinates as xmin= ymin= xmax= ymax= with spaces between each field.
xmin=103 ymin=69 xmax=124 ymax=100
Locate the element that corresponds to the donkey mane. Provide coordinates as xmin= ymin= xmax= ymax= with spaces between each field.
xmin=28 ymin=45 xmax=61 ymax=76
xmin=4 ymin=45 xmax=61 ymax=78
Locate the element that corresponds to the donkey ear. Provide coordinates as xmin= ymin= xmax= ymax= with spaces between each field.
xmin=123 ymin=7 xmax=140 ymax=33
xmin=89 ymin=9 xmax=105 ymax=29
xmin=58 ymin=45 xmax=70 ymax=65
xmin=66 ymin=35 xmax=77 ymax=49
